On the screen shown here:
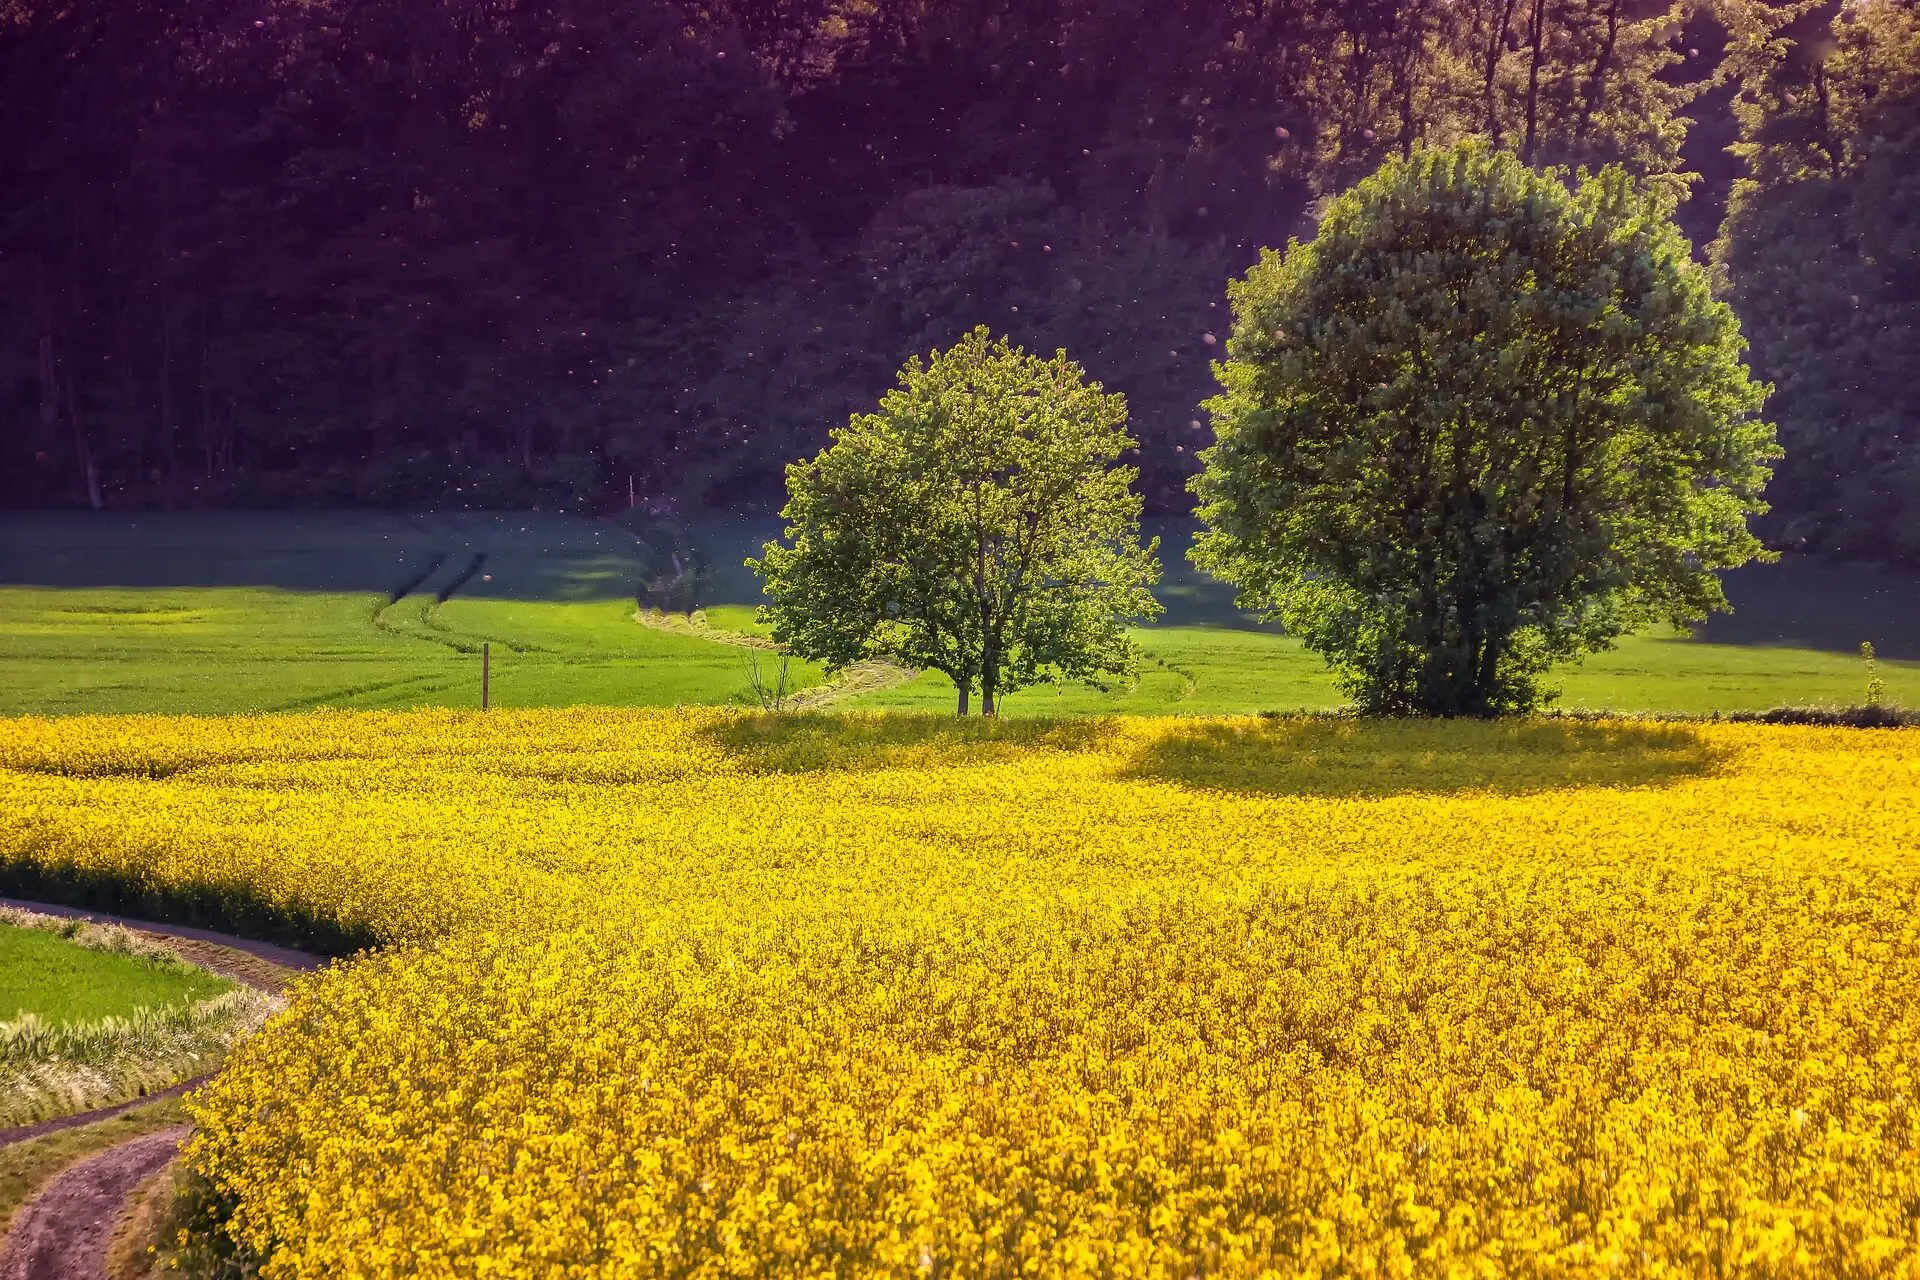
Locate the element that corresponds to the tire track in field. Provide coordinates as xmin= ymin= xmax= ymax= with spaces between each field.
xmin=258 ymin=670 xmax=455 ymax=714
xmin=370 ymin=549 xmax=552 ymax=660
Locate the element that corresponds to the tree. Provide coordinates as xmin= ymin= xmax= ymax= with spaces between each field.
xmin=0 ymin=0 xmax=1796 ymax=524
xmin=751 ymin=327 xmax=1162 ymax=715
xmin=1713 ymin=0 xmax=1920 ymax=563
xmin=1290 ymin=0 xmax=1700 ymax=201
xmin=1192 ymin=142 xmax=1778 ymax=717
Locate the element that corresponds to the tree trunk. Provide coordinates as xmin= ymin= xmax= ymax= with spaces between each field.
xmin=63 ymin=211 xmax=98 ymax=508
xmin=160 ymin=282 xmax=177 ymax=507
xmin=1398 ymin=54 xmax=1418 ymax=158
xmin=1484 ymin=0 xmax=1521 ymax=147
xmin=1472 ymin=629 xmax=1505 ymax=717
xmin=199 ymin=302 xmax=214 ymax=481
xmin=956 ymin=679 xmax=970 ymax=716
xmin=64 ymin=362 xmax=103 ymax=510
xmin=1814 ymin=62 xmax=1839 ymax=179
xmin=221 ymin=399 xmax=236 ymax=476
xmin=1522 ymin=0 xmax=1547 ymax=165
xmin=1577 ymin=0 xmax=1622 ymax=148
xmin=37 ymin=263 xmax=60 ymax=452
xmin=156 ymin=183 xmax=178 ymax=506
xmin=38 ymin=334 xmax=59 ymax=448
xmin=980 ymin=641 xmax=998 ymax=718
xmin=1454 ymin=628 xmax=1484 ymax=717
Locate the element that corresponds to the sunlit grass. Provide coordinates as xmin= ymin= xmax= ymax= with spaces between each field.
xmin=0 ymin=923 xmax=231 ymax=1025
xmin=836 ymin=624 xmax=1920 ymax=716
xmin=0 ymin=588 xmax=821 ymax=715
xmin=2 ymin=512 xmax=1916 ymax=717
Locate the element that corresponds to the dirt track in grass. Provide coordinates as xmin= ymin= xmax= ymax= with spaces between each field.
xmin=0 ymin=1126 xmax=187 ymax=1279
xmin=0 ymin=901 xmax=322 ymax=1277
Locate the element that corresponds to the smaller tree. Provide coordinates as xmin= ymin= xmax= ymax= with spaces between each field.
xmin=1193 ymin=142 xmax=1779 ymax=717
xmin=751 ymin=327 xmax=1162 ymax=715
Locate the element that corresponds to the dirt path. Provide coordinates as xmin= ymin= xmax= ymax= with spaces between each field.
xmin=634 ymin=608 xmax=916 ymax=708
xmin=0 ymin=902 xmax=327 ymax=1277
xmin=0 ymin=1127 xmax=188 ymax=1280
xmin=635 ymin=606 xmax=780 ymax=650
xmin=0 ymin=901 xmax=320 ymax=1151
xmin=0 ymin=898 xmax=326 ymax=978
xmin=786 ymin=659 xmax=916 ymax=709
xmin=0 ymin=1080 xmax=204 ymax=1152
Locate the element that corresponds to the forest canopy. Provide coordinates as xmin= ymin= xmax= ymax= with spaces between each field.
xmin=0 ymin=0 xmax=1912 ymax=565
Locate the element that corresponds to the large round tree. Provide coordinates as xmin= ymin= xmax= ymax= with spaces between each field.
xmin=1193 ymin=142 xmax=1779 ymax=717
xmin=752 ymin=326 xmax=1162 ymax=716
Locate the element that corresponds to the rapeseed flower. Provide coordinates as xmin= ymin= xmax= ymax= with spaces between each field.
xmin=0 ymin=710 xmax=1915 ymax=1276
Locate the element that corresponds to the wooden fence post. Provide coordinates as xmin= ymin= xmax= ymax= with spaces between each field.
xmin=482 ymin=642 xmax=490 ymax=711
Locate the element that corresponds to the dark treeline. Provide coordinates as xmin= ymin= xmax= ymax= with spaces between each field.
xmin=0 ymin=0 xmax=1913 ymax=560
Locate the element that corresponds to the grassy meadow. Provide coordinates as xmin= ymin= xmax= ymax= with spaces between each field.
xmin=2 ymin=511 xmax=1919 ymax=716
xmin=1 ymin=708 xmax=1915 ymax=1273
xmin=0 ymin=921 xmax=231 ymax=1024
xmin=0 ymin=512 xmax=829 ymax=715
xmin=0 ymin=906 xmax=276 ymax=1127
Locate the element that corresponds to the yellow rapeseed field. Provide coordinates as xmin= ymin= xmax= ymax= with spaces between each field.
xmin=1 ymin=709 xmax=1917 ymax=1278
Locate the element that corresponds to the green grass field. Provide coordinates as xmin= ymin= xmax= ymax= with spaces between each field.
xmin=0 ymin=924 xmax=233 ymax=1024
xmin=700 ymin=517 xmax=1920 ymax=715
xmin=836 ymin=625 xmax=1920 ymax=716
xmin=2 ymin=510 xmax=1917 ymax=717
xmin=0 ymin=512 xmax=827 ymax=715
xmin=0 ymin=587 xmax=834 ymax=715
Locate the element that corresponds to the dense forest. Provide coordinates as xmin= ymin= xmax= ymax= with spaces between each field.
xmin=0 ymin=0 xmax=1913 ymax=561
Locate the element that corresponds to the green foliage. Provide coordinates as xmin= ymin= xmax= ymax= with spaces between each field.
xmin=1713 ymin=0 xmax=1920 ymax=563
xmin=752 ymin=328 xmax=1162 ymax=715
xmin=618 ymin=184 xmax=1235 ymax=510
xmin=1292 ymin=0 xmax=1701 ymax=195
xmin=1193 ymin=143 xmax=1779 ymax=718
xmin=1863 ymin=640 xmax=1887 ymax=708
xmin=2 ymin=0 xmax=1746 ymax=519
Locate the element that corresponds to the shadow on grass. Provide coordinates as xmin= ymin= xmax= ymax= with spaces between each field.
xmin=0 ymin=511 xmax=653 ymax=603
xmin=1122 ymin=717 xmax=1732 ymax=798
xmin=702 ymin=711 xmax=1119 ymax=774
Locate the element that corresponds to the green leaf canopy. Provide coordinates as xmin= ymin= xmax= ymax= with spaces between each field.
xmin=1192 ymin=142 xmax=1779 ymax=717
xmin=752 ymin=327 xmax=1162 ymax=715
